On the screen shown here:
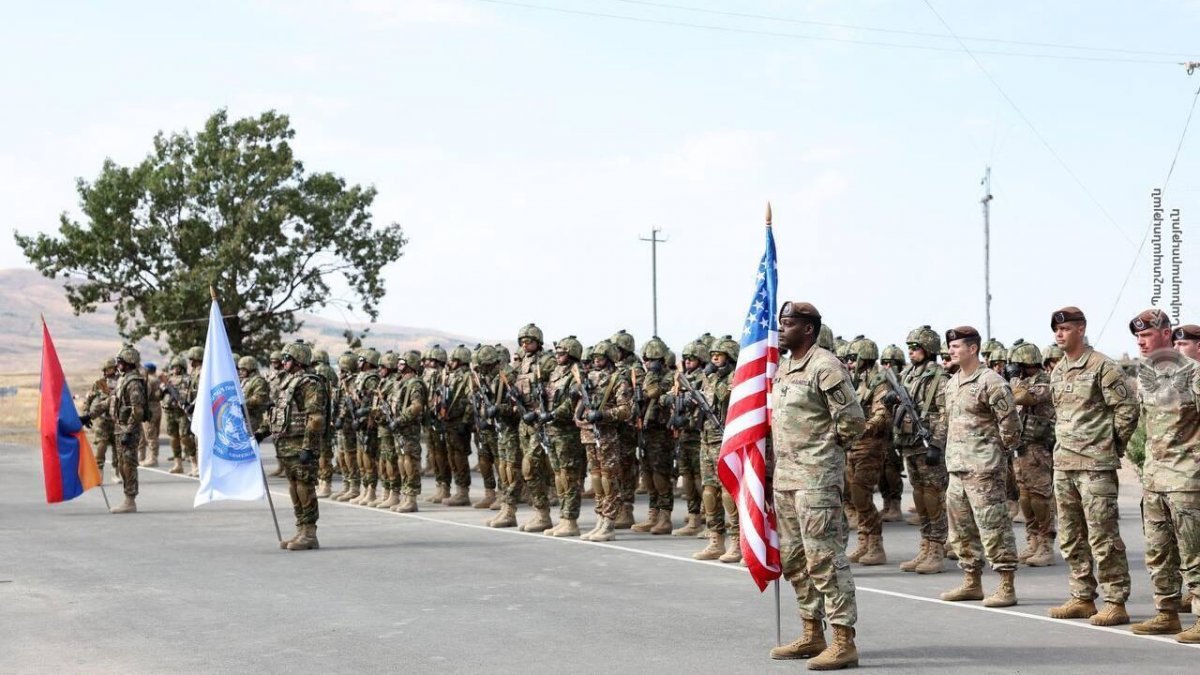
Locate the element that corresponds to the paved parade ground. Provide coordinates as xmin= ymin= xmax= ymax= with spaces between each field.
xmin=2 ymin=440 xmax=1198 ymax=674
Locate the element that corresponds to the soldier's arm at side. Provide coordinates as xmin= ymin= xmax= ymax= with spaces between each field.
xmin=989 ymin=380 xmax=1022 ymax=450
xmin=862 ymin=379 xmax=891 ymax=438
xmin=820 ymin=364 xmax=866 ymax=445
xmin=1100 ymin=362 xmax=1139 ymax=449
xmin=301 ymin=380 xmax=327 ymax=449
xmin=928 ymin=376 xmax=948 ymax=449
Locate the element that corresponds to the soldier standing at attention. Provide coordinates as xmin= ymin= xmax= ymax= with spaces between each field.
xmin=389 ymin=350 xmax=427 ymax=513
xmin=610 ymin=329 xmax=644 ymax=529
xmin=238 ymin=356 xmax=271 ymax=438
xmin=668 ymin=340 xmax=707 ymax=536
xmin=162 ymin=356 xmax=191 ymax=475
xmin=935 ymin=327 xmax=1022 ymax=607
xmin=469 ymin=345 xmax=500 ymax=510
xmin=268 ymin=342 xmax=325 ymax=551
xmin=513 ymin=324 xmax=553 ymax=529
xmin=630 ymin=337 xmax=676 ymax=535
xmin=877 ymin=345 xmax=907 ymax=523
xmin=769 ymin=301 xmax=864 ymax=669
xmin=330 ymin=351 xmax=360 ymax=501
xmin=350 ymin=348 xmax=382 ymax=506
xmin=139 ymin=362 xmax=162 ymax=467
xmin=442 ymin=345 xmax=475 ymax=507
xmin=311 ymin=350 xmax=338 ymax=498
xmin=693 ymin=337 xmax=741 ymax=563
xmin=488 ymin=346 xmax=525 ymax=528
xmin=1046 ymin=307 xmax=1138 ymax=626
xmin=846 ymin=338 xmax=890 ymax=566
xmin=1007 ymin=341 xmax=1057 ymax=567
xmin=540 ymin=337 xmax=586 ymax=537
xmin=184 ymin=346 xmax=204 ymax=477
xmin=1127 ymin=311 xmax=1200 ymax=641
xmin=82 ymin=358 xmax=117 ymax=481
xmin=421 ymin=345 xmax=450 ymax=502
xmin=109 ymin=346 xmax=147 ymax=514
xmin=578 ymin=340 xmax=633 ymax=542
xmin=372 ymin=352 xmax=402 ymax=509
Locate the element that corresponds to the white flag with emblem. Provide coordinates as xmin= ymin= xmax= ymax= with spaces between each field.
xmin=192 ymin=298 xmax=266 ymax=506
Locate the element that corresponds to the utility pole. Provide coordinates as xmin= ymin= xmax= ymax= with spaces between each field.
xmin=981 ymin=167 xmax=994 ymax=340
xmin=639 ymin=226 xmax=667 ymax=336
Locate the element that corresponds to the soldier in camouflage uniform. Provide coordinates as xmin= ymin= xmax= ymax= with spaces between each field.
xmin=769 ymin=302 xmax=864 ymax=668
xmin=511 ymin=324 xmax=555 ymax=531
xmin=1043 ymin=344 xmax=1063 ymax=372
xmin=1046 ymin=307 xmax=1138 ymax=626
xmin=82 ymin=358 xmax=117 ymax=481
xmin=1007 ymin=341 xmax=1057 ymax=567
xmin=265 ymin=350 xmax=283 ymax=397
xmin=441 ymin=345 xmax=475 ymax=507
xmin=578 ymin=340 xmax=634 ymax=542
xmin=421 ymin=345 xmax=450 ymax=502
xmin=610 ymin=330 xmax=643 ymax=529
xmin=238 ymin=356 xmax=271 ymax=437
xmin=184 ymin=346 xmax=203 ymax=477
xmin=108 ymin=346 xmax=147 ymax=513
xmin=389 ymin=350 xmax=428 ymax=513
xmin=693 ymin=336 xmax=741 ymax=563
xmin=1127 ymin=311 xmax=1200 ymax=641
xmin=892 ymin=326 xmax=951 ymax=575
xmin=486 ymin=346 xmax=525 ymax=527
xmin=630 ymin=337 xmax=675 ymax=535
xmin=268 ymin=342 xmax=325 ymax=550
xmin=539 ymin=336 xmax=587 ymax=537
xmin=934 ymin=326 xmax=1022 ymax=608
xmin=1175 ymin=325 xmax=1200 ymax=361
xmin=161 ymin=356 xmax=191 ymax=475
xmin=139 ymin=362 xmax=162 ymax=467
xmin=371 ymin=352 xmax=402 ymax=508
xmin=311 ymin=350 xmax=338 ymax=498
xmin=330 ymin=351 xmax=360 ymax=500
xmin=845 ymin=338 xmax=890 ymax=567
xmin=349 ymin=348 xmax=382 ymax=506
xmin=467 ymin=345 xmax=500 ymax=510
xmin=667 ymin=340 xmax=707 ymax=536
xmin=877 ymin=345 xmax=907 ymax=522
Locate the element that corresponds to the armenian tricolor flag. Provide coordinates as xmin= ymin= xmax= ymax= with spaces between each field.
xmin=39 ymin=318 xmax=101 ymax=503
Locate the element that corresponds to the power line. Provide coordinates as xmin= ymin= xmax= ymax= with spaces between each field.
xmin=470 ymin=0 xmax=1183 ymax=65
xmin=607 ymin=0 xmax=1198 ymax=60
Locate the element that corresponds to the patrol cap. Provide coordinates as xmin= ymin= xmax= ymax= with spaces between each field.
xmin=1050 ymin=306 xmax=1086 ymax=329
xmin=1174 ymin=324 xmax=1200 ymax=341
xmin=1128 ymin=308 xmax=1171 ymax=335
xmin=779 ymin=301 xmax=821 ymax=321
xmin=945 ymin=326 xmax=981 ymax=343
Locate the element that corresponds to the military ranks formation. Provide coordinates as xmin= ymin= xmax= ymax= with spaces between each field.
xmin=83 ymin=305 xmax=1200 ymax=668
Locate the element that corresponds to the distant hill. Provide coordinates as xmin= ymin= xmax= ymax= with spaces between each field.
xmin=0 ymin=268 xmax=495 ymax=373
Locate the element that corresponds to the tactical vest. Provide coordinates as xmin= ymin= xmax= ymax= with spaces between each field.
xmin=271 ymin=372 xmax=321 ymax=439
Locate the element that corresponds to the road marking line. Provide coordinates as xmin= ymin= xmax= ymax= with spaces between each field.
xmin=140 ymin=466 xmax=1200 ymax=649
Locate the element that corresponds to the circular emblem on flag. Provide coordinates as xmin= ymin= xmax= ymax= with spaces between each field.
xmin=210 ymin=381 xmax=254 ymax=462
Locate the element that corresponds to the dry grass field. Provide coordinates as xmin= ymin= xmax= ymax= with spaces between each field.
xmin=0 ymin=370 xmax=94 ymax=446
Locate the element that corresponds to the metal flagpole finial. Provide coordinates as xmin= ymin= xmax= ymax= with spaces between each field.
xmin=765 ymin=202 xmax=772 ymax=227
xmin=209 ymin=285 xmax=218 ymax=301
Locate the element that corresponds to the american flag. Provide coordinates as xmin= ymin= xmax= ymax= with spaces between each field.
xmin=717 ymin=216 xmax=781 ymax=591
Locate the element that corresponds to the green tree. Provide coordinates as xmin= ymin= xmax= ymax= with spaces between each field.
xmin=15 ymin=109 xmax=406 ymax=356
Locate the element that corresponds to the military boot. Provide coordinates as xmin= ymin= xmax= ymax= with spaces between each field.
xmin=847 ymin=533 xmax=868 ymax=563
xmin=719 ymin=533 xmax=743 ymax=563
xmin=473 ymin=489 xmax=497 ymax=509
xmin=806 ymin=625 xmax=858 ymax=671
xmin=693 ymin=532 xmax=726 ymax=561
xmin=368 ymin=488 xmax=389 ymax=508
xmin=141 ymin=450 xmax=159 ymax=467
xmin=650 ymin=509 xmax=673 ymax=535
xmin=1025 ymin=535 xmax=1054 ymax=567
xmin=1181 ymin=591 xmax=1194 ymax=613
xmin=379 ymin=489 xmax=401 ymax=509
xmin=939 ymin=570 xmax=984 ymax=602
xmin=613 ymin=504 xmax=635 ymax=529
xmin=858 ymin=535 xmax=887 ymax=566
xmin=520 ymin=507 xmax=552 ymax=532
xmin=590 ymin=517 xmax=616 ymax=542
xmin=899 ymin=540 xmax=929 ymax=573
xmin=982 ymin=570 xmax=1017 ymax=607
xmin=188 ymin=459 xmax=200 ymax=477
xmin=631 ymin=508 xmax=659 ymax=533
xmin=1048 ymin=597 xmax=1097 ymax=619
xmin=770 ymin=617 xmax=826 ymax=660
xmin=315 ymin=480 xmax=332 ymax=499
xmin=335 ymin=484 xmax=360 ymax=502
xmin=1178 ymin=618 xmax=1200 ymax=643
xmin=287 ymin=524 xmax=319 ymax=551
xmin=915 ymin=542 xmax=946 ymax=575
xmin=672 ymin=514 xmax=703 ymax=537
xmin=279 ymin=526 xmax=302 ymax=550
xmin=549 ymin=518 xmax=580 ymax=537
xmin=445 ymin=486 xmax=471 ymax=507
xmin=109 ymin=496 xmax=137 ymax=514
xmin=904 ymin=511 xmax=921 ymax=526
xmin=1090 ymin=602 xmax=1130 ymax=626
xmin=1131 ymin=610 xmax=1182 ymax=635
xmin=423 ymin=484 xmax=443 ymax=504
xmin=168 ymin=457 xmax=184 ymax=474
xmin=880 ymin=498 xmax=902 ymax=523
xmin=1008 ymin=500 xmax=1023 ymax=523
xmin=355 ymin=485 xmax=376 ymax=506
xmin=1017 ymin=534 xmax=1036 ymax=564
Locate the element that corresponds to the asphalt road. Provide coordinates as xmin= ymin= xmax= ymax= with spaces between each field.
xmin=2 ymin=441 xmax=1198 ymax=674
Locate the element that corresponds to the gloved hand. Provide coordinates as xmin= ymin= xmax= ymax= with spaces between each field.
xmin=704 ymin=363 xmax=717 ymax=375
xmin=79 ymin=413 xmax=93 ymax=428
xmin=522 ymin=411 xmax=538 ymax=424
xmin=882 ymin=391 xmax=899 ymax=407
xmin=254 ymin=430 xmax=271 ymax=443
xmin=485 ymin=405 xmax=498 ymax=419
xmin=121 ymin=431 xmax=135 ymax=448
xmin=298 ymin=449 xmax=315 ymax=463
xmin=586 ymin=410 xmax=603 ymax=423
xmin=1004 ymin=364 xmax=1022 ymax=381
xmin=538 ymin=411 xmax=553 ymax=423
xmin=669 ymin=414 xmax=688 ymax=428
xmin=924 ymin=443 xmax=943 ymax=466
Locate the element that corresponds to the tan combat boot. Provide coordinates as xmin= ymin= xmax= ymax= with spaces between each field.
xmin=939 ymin=570 xmax=984 ymax=602
xmin=770 ymin=617 xmax=826 ymax=660
xmin=520 ymin=507 xmax=553 ymax=532
xmin=650 ymin=509 xmax=673 ymax=535
xmin=880 ymin=498 xmax=902 ymax=523
xmin=672 ymin=514 xmax=703 ymax=537
xmin=188 ymin=458 xmax=200 ymax=477
xmin=982 ymin=569 xmax=1017 ymax=607
xmin=1048 ymin=597 xmax=1098 ymax=619
xmin=355 ymin=485 xmax=376 ymax=506
xmin=719 ymin=533 xmax=743 ymax=564
xmin=445 ymin=486 xmax=471 ymax=506
xmin=1008 ymin=500 xmax=1022 ymax=523
xmin=858 ymin=535 xmax=887 ymax=566
xmin=847 ymin=533 xmax=868 ymax=563
xmin=1025 ymin=536 xmax=1054 ymax=567
xmin=287 ymin=524 xmax=319 ymax=550
xmin=1178 ymin=618 xmax=1200 ymax=643
xmin=491 ymin=503 xmax=518 ymax=528
xmin=315 ymin=480 xmax=332 ymax=499
xmin=368 ymin=488 xmax=389 ymax=508
xmin=379 ymin=489 xmax=401 ymax=509
xmin=279 ymin=526 xmax=302 ymax=549
xmin=110 ymin=496 xmax=137 ymax=514
xmin=335 ymin=484 xmax=360 ymax=502
xmin=693 ymin=532 xmax=726 ymax=561
xmin=631 ymin=508 xmax=659 ymax=533
xmin=473 ymin=489 xmax=497 ymax=509
xmin=169 ymin=457 xmax=184 ymax=474
xmin=423 ymin=484 xmax=444 ymax=504
xmin=1090 ymin=602 xmax=1130 ymax=626
xmin=549 ymin=518 xmax=580 ymax=537
xmin=1132 ymin=610 xmax=1182 ymax=635
xmin=807 ymin=625 xmax=858 ymax=671
xmin=1017 ymin=534 xmax=1036 ymax=564
xmin=400 ymin=494 xmax=420 ymax=513
xmin=141 ymin=450 xmax=159 ymax=467
xmin=1181 ymin=590 xmax=1194 ymax=613
xmin=899 ymin=540 xmax=929 ymax=573
xmin=330 ymin=480 xmax=348 ymax=500
xmin=613 ymin=504 xmax=635 ymax=529
xmin=590 ymin=517 xmax=616 ymax=542
xmin=915 ymin=542 xmax=946 ymax=575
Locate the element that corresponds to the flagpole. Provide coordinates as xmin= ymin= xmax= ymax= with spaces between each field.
xmin=765 ymin=202 xmax=781 ymax=647
xmin=98 ymin=484 xmax=112 ymax=511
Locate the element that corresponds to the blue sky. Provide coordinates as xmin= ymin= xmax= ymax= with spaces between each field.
xmin=3 ymin=0 xmax=1199 ymax=356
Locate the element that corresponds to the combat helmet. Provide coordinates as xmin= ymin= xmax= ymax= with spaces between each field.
xmin=102 ymin=357 xmax=117 ymax=371
xmin=835 ymin=341 xmax=852 ymax=360
xmin=380 ymin=351 xmax=400 ymax=370
xmin=475 ymin=344 xmax=501 ymax=367
xmin=592 ymin=340 xmax=620 ymax=364
xmin=494 ymin=343 xmax=511 ymax=365
xmin=981 ymin=339 xmax=1006 ymax=361
xmin=401 ymin=350 xmax=422 ymax=371
xmin=1042 ymin=344 xmax=1064 ymax=364
xmin=905 ymin=325 xmax=941 ymax=358
xmin=881 ymin=344 xmax=905 ymax=365
xmin=117 ymin=345 xmax=141 ymax=366
xmin=1008 ymin=340 xmax=1042 ymax=366
xmin=517 ymin=323 xmax=544 ymax=345
xmin=337 ymin=350 xmax=357 ymax=372
xmin=818 ymin=324 xmax=835 ymax=351
xmin=555 ymin=336 xmax=583 ymax=361
xmin=852 ymin=338 xmax=879 ymax=362
xmin=610 ymin=330 xmax=636 ymax=356
xmin=269 ymin=350 xmax=284 ymax=364
xmin=665 ymin=350 xmax=677 ymax=370
xmin=311 ymin=349 xmax=329 ymax=365
xmin=427 ymin=344 xmax=448 ymax=364
xmin=282 ymin=341 xmax=312 ymax=367
xmin=697 ymin=332 xmax=716 ymax=350
xmin=681 ymin=340 xmax=707 ymax=362
xmin=641 ymin=336 xmax=669 ymax=361
xmin=711 ymin=335 xmax=740 ymax=361
xmin=356 ymin=347 xmax=381 ymax=367
xmin=186 ymin=346 xmax=204 ymax=363
xmin=169 ymin=355 xmax=186 ymax=370
xmin=237 ymin=355 xmax=259 ymax=371
xmin=450 ymin=344 xmax=473 ymax=364
xmin=988 ymin=348 xmax=1008 ymax=365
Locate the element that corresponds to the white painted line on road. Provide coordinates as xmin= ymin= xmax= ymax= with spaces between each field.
xmin=140 ymin=466 xmax=1200 ymax=650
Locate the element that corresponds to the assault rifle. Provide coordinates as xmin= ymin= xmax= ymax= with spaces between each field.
xmin=630 ymin=368 xmax=646 ymax=461
xmin=881 ymin=367 xmax=931 ymax=449
xmin=676 ymin=369 xmax=723 ymax=433
xmin=467 ymin=367 xmax=495 ymax=433
xmin=500 ymin=372 xmax=548 ymax=450
xmin=162 ymin=382 xmax=192 ymax=423
xmin=571 ymin=363 xmax=601 ymax=449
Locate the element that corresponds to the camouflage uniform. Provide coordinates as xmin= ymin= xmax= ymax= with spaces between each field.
xmin=699 ymin=354 xmax=736 ymax=537
xmin=939 ymin=364 xmax=1022 ymax=573
xmin=373 ymin=356 xmax=400 ymax=504
xmin=240 ymin=363 xmax=271 ymax=436
xmin=83 ymin=365 xmax=116 ymax=474
xmin=632 ymin=338 xmax=675 ymax=533
xmin=109 ymin=359 xmax=147 ymax=498
xmin=421 ymin=352 xmax=450 ymax=502
xmin=847 ymin=355 xmax=890 ymax=558
xmin=352 ymin=353 xmax=381 ymax=499
xmin=580 ymin=349 xmax=634 ymax=538
xmin=543 ymin=355 xmax=586 ymax=523
xmin=268 ymin=350 xmax=326 ymax=543
xmin=162 ymin=359 xmax=193 ymax=470
xmin=613 ymin=337 xmax=646 ymax=522
xmin=389 ymin=354 xmax=427 ymax=510
xmin=668 ymin=359 xmax=705 ymax=527
xmin=331 ymin=355 xmax=360 ymax=498
xmin=468 ymin=348 xmax=499 ymax=506
xmin=312 ymin=353 xmax=338 ymax=489
xmin=772 ymin=345 xmax=865 ymax=628
xmin=184 ymin=356 xmax=202 ymax=468
xmin=1009 ymin=355 xmax=1057 ymax=558
xmin=494 ymin=364 xmax=525 ymax=512
xmin=895 ymin=330 xmax=950 ymax=551
xmin=514 ymin=344 xmax=551 ymax=512
xmin=1136 ymin=354 xmax=1200 ymax=614
xmin=442 ymin=353 xmax=475 ymax=504
xmin=141 ymin=366 xmax=162 ymax=464
xmin=1050 ymin=347 xmax=1138 ymax=604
